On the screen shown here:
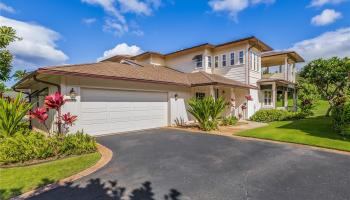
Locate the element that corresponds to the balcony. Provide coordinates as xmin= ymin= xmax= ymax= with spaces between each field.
xmin=262 ymin=72 xmax=284 ymax=80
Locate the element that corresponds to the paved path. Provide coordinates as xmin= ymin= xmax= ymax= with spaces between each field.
xmin=29 ymin=128 xmax=350 ymax=200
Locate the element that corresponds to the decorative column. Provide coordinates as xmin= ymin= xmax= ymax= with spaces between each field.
xmin=284 ymin=57 xmax=288 ymax=80
xmin=230 ymin=88 xmax=236 ymax=117
xmin=272 ymin=82 xmax=277 ymax=108
xmin=209 ymin=85 xmax=215 ymax=98
xmin=284 ymin=87 xmax=288 ymax=109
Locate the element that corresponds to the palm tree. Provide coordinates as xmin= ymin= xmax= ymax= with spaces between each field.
xmin=13 ymin=70 xmax=27 ymax=81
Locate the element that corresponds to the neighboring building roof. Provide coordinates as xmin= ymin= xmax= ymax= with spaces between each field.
xmin=262 ymin=51 xmax=305 ymax=63
xmin=126 ymin=36 xmax=273 ymax=61
xmin=14 ymin=60 xmax=255 ymax=89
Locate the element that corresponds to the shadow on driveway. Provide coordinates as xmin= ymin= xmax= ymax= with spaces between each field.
xmin=28 ymin=178 xmax=182 ymax=200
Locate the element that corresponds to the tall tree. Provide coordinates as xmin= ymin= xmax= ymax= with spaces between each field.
xmin=0 ymin=26 xmax=19 ymax=82
xmin=300 ymin=57 xmax=350 ymax=116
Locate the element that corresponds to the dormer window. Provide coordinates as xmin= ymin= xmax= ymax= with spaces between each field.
xmin=193 ymin=54 xmax=203 ymax=68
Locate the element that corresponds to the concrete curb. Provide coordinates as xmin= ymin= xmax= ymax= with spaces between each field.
xmin=11 ymin=143 xmax=113 ymax=200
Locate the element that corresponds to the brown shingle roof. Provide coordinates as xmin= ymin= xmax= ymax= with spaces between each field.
xmin=17 ymin=60 xmax=254 ymax=89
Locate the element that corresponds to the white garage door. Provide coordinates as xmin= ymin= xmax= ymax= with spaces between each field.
xmin=80 ymin=88 xmax=168 ymax=135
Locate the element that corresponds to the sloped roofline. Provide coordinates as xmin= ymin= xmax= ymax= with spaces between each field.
xmin=130 ymin=36 xmax=273 ymax=60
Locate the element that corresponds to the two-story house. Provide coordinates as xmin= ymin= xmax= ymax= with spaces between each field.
xmin=14 ymin=36 xmax=304 ymax=136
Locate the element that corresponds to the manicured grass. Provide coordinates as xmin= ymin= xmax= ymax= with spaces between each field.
xmin=0 ymin=152 xmax=101 ymax=200
xmin=237 ymin=100 xmax=350 ymax=152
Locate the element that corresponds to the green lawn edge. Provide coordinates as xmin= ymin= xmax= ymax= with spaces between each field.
xmin=237 ymin=101 xmax=350 ymax=152
xmin=0 ymin=152 xmax=101 ymax=200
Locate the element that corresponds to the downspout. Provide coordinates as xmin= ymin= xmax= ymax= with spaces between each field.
xmin=33 ymin=74 xmax=62 ymax=133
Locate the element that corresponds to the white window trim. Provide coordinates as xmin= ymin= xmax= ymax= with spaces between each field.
xmin=263 ymin=90 xmax=273 ymax=107
xmin=207 ymin=56 xmax=212 ymax=68
xmin=238 ymin=50 xmax=245 ymax=65
xmin=222 ymin=54 xmax=227 ymax=67
xmin=214 ymin=56 xmax=219 ymax=68
xmin=194 ymin=55 xmax=203 ymax=69
xmin=230 ymin=51 xmax=235 ymax=66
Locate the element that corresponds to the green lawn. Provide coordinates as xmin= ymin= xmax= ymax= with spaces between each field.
xmin=0 ymin=152 xmax=101 ymax=200
xmin=237 ymin=100 xmax=350 ymax=152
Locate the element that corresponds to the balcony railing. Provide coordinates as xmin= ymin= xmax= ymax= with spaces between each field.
xmin=262 ymin=73 xmax=285 ymax=79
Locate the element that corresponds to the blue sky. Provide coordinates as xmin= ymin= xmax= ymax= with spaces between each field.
xmin=1 ymin=0 xmax=350 ymax=86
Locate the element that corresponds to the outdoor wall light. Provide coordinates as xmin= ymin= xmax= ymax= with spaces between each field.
xmin=69 ymin=88 xmax=77 ymax=100
xmin=174 ymin=93 xmax=178 ymax=101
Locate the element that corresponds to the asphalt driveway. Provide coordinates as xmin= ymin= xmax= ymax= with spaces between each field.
xmin=29 ymin=128 xmax=350 ymax=200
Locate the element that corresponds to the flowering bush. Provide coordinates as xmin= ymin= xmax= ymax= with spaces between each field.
xmin=61 ymin=112 xmax=77 ymax=126
xmin=245 ymin=95 xmax=253 ymax=101
xmin=30 ymin=107 xmax=48 ymax=123
xmin=31 ymin=92 xmax=77 ymax=134
xmin=44 ymin=91 xmax=65 ymax=110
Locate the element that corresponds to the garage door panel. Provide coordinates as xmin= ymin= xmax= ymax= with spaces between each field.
xmin=80 ymin=88 xmax=168 ymax=135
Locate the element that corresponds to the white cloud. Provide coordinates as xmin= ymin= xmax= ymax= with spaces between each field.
xmin=118 ymin=0 xmax=151 ymax=15
xmin=0 ymin=2 xmax=15 ymax=13
xmin=289 ymin=27 xmax=350 ymax=62
xmin=82 ymin=0 xmax=162 ymax=36
xmin=309 ymin=0 xmax=347 ymax=7
xmin=132 ymin=30 xmax=144 ymax=36
xmin=82 ymin=0 xmax=126 ymax=23
xmin=98 ymin=43 xmax=143 ymax=61
xmin=82 ymin=18 xmax=97 ymax=25
xmin=311 ymin=9 xmax=342 ymax=26
xmin=209 ymin=0 xmax=275 ymax=21
xmin=0 ymin=16 xmax=68 ymax=70
xmin=103 ymin=19 xmax=129 ymax=36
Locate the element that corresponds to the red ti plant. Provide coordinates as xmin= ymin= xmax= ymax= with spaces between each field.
xmin=30 ymin=107 xmax=50 ymax=134
xmin=44 ymin=91 xmax=66 ymax=134
xmin=61 ymin=112 xmax=77 ymax=133
xmin=61 ymin=112 xmax=77 ymax=126
xmin=31 ymin=91 xmax=78 ymax=135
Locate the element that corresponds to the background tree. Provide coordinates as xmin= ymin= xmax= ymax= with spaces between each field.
xmin=13 ymin=70 xmax=27 ymax=81
xmin=300 ymin=57 xmax=350 ymax=116
xmin=0 ymin=26 xmax=19 ymax=82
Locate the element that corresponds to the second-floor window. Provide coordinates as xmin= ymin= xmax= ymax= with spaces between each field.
xmin=239 ymin=51 xmax=244 ymax=64
xmin=214 ymin=56 xmax=219 ymax=68
xmin=207 ymin=56 xmax=212 ymax=68
xmin=230 ymin=52 xmax=235 ymax=66
xmin=222 ymin=55 xmax=227 ymax=67
xmin=193 ymin=54 xmax=203 ymax=68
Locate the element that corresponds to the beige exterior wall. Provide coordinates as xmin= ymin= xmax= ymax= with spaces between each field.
xmin=164 ymin=49 xmax=207 ymax=73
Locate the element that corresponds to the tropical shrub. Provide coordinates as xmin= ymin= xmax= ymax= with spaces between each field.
xmin=58 ymin=131 xmax=97 ymax=155
xmin=331 ymin=95 xmax=350 ymax=135
xmin=187 ymin=97 xmax=228 ymax=131
xmin=0 ymin=131 xmax=97 ymax=165
xmin=221 ymin=116 xmax=238 ymax=126
xmin=0 ymin=93 xmax=32 ymax=138
xmin=297 ymin=78 xmax=319 ymax=116
xmin=250 ymin=109 xmax=307 ymax=122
